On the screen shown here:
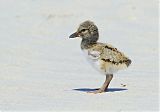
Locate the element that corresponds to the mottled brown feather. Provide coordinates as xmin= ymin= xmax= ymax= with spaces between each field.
xmin=87 ymin=42 xmax=131 ymax=67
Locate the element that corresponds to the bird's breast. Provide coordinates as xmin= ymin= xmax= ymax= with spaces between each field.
xmin=82 ymin=49 xmax=104 ymax=74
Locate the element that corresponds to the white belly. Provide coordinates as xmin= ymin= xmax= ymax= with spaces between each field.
xmin=87 ymin=58 xmax=120 ymax=74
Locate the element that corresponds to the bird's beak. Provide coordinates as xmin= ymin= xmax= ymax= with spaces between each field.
xmin=69 ymin=32 xmax=79 ymax=38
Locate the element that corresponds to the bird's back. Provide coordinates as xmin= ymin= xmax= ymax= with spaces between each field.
xmin=82 ymin=42 xmax=131 ymax=74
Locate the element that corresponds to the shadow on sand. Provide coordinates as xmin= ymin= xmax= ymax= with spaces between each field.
xmin=73 ymin=88 xmax=127 ymax=93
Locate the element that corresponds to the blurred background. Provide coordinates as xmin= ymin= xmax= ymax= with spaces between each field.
xmin=0 ymin=0 xmax=159 ymax=111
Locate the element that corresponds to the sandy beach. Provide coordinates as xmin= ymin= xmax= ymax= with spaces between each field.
xmin=0 ymin=0 xmax=159 ymax=111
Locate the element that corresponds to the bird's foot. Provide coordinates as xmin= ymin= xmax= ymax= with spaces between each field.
xmin=87 ymin=89 xmax=105 ymax=94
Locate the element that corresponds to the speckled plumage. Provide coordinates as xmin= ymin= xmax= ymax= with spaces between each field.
xmin=69 ymin=20 xmax=131 ymax=93
xmin=82 ymin=42 xmax=131 ymax=74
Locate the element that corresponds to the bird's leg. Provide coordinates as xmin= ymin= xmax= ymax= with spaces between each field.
xmin=87 ymin=74 xmax=113 ymax=94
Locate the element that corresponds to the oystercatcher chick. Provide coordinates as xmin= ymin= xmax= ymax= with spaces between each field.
xmin=69 ymin=20 xmax=131 ymax=94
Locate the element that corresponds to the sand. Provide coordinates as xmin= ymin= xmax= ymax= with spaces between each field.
xmin=0 ymin=0 xmax=159 ymax=111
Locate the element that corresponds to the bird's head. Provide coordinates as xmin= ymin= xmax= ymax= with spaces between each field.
xmin=69 ymin=20 xmax=99 ymax=42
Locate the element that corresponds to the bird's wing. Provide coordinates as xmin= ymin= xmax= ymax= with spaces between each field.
xmin=103 ymin=44 xmax=125 ymax=62
xmin=87 ymin=43 xmax=130 ymax=65
xmin=102 ymin=43 xmax=131 ymax=66
xmin=88 ymin=50 xmax=101 ymax=60
xmin=87 ymin=43 xmax=104 ymax=60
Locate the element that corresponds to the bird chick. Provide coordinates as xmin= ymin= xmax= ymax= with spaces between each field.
xmin=69 ymin=20 xmax=131 ymax=94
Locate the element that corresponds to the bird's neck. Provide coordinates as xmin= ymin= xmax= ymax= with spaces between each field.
xmin=81 ymin=38 xmax=97 ymax=49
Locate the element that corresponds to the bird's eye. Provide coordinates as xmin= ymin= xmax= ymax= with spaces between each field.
xmin=81 ymin=29 xmax=86 ymax=32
